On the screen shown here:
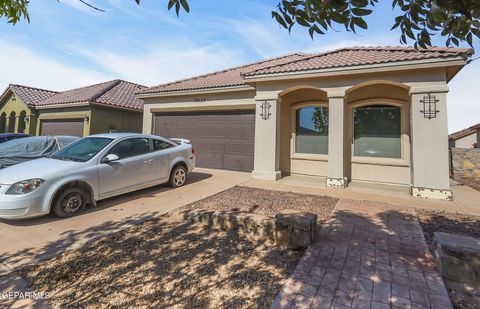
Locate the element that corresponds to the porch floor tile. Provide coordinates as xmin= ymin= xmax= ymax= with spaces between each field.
xmin=270 ymin=200 xmax=452 ymax=309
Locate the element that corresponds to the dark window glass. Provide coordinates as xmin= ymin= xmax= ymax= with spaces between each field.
xmin=353 ymin=105 xmax=401 ymax=158
xmin=153 ymin=139 xmax=174 ymax=151
xmin=295 ymin=106 xmax=329 ymax=154
xmin=108 ymin=138 xmax=151 ymax=159
xmin=52 ymin=137 xmax=113 ymax=162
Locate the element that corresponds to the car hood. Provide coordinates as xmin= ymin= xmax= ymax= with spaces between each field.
xmin=0 ymin=157 xmax=83 ymax=185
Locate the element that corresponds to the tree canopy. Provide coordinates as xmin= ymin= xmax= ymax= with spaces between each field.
xmin=2 ymin=0 xmax=479 ymax=49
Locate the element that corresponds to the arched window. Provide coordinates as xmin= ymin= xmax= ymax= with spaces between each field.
xmin=18 ymin=111 xmax=27 ymax=133
xmin=295 ymin=105 xmax=329 ymax=154
xmin=353 ymin=104 xmax=401 ymax=158
xmin=0 ymin=113 xmax=6 ymax=133
xmin=8 ymin=111 xmax=16 ymax=133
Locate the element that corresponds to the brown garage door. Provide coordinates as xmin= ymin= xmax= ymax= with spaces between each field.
xmin=154 ymin=110 xmax=255 ymax=171
xmin=41 ymin=119 xmax=84 ymax=137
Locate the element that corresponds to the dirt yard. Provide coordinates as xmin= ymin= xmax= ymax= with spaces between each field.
xmin=181 ymin=186 xmax=338 ymax=224
xmin=416 ymin=209 xmax=480 ymax=309
xmin=21 ymin=187 xmax=338 ymax=309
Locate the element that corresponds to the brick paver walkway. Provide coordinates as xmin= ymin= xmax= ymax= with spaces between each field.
xmin=271 ymin=200 xmax=452 ymax=309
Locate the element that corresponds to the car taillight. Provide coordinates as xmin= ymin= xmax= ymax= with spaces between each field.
xmin=191 ymin=147 xmax=195 ymax=155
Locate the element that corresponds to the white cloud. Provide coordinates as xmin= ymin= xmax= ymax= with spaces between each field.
xmin=0 ymin=36 xmax=110 ymax=92
xmin=447 ymin=59 xmax=480 ymax=133
xmin=73 ymin=39 xmax=247 ymax=86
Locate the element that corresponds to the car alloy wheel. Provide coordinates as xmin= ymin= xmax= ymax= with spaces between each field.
xmin=173 ymin=168 xmax=186 ymax=186
xmin=62 ymin=192 xmax=83 ymax=214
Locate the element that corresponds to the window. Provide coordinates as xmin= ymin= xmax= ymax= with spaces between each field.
xmin=153 ymin=139 xmax=174 ymax=151
xmin=52 ymin=137 xmax=113 ymax=162
xmin=107 ymin=138 xmax=151 ymax=159
xmin=295 ymin=106 xmax=329 ymax=154
xmin=353 ymin=105 xmax=401 ymax=158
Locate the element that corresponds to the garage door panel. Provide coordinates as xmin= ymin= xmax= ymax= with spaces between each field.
xmin=41 ymin=119 xmax=84 ymax=137
xmin=154 ymin=110 xmax=255 ymax=171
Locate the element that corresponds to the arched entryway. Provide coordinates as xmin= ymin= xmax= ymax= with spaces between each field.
xmin=278 ymin=86 xmax=329 ymax=177
xmin=345 ymin=80 xmax=411 ymax=185
xmin=18 ymin=110 xmax=27 ymax=133
xmin=7 ymin=111 xmax=16 ymax=133
xmin=0 ymin=113 xmax=6 ymax=133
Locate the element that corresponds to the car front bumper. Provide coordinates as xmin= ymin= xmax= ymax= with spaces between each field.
xmin=0 ymin=184 xmax=50 ymax=219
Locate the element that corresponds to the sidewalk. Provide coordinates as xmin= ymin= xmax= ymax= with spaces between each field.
xmin=271 ymin=199 xmax=452 ymax=309
xmin=243 ymin=177 xmax=480 ymax=215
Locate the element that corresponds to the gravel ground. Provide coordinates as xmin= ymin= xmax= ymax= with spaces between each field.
xmin=21 ymin=215 xmax=304 ymax=309
xmin=416 ymin=209 xmax=480 ymax=309
xmin=181 ymin=186 xmax=338 ymax=224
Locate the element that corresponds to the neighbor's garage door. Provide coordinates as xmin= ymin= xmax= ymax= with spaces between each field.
xmin=154 ymin=110 xmax=255 ymax=172
xmin=40 ymin=119 xmax=84 ymax=137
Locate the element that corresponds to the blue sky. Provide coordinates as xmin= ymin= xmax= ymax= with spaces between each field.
xmin=0 ymin=0 xmax=478 ymax=132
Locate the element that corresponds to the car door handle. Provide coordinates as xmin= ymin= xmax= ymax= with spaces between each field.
xmin=144 ymin=159 xmax=153 ymax=165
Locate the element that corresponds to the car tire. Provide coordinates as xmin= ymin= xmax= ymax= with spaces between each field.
xmin=52 ymin=187 xmax=88 ymax=218
xmin=169 ymin=165 xmax=188 ymax=188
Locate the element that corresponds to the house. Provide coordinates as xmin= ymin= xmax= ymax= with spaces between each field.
xmin=449 ymin=123 xmax=479 ymax=148
xmin=0 ymin=80 xmax=145 ymax=137
xmin=138 ymin=46 xmax=473 ymax=200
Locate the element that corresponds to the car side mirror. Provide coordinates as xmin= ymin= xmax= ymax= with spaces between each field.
xmin=101 ymin=154 xmax=120 ymax=164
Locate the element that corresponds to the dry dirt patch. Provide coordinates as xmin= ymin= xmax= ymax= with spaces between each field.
xmin=416 ymin=209 xmax=480 ymax=309
xmin=21 ymin=187 xmax=337 ymax=309
xmin=181 ymin=186 xmax=338 ymax=223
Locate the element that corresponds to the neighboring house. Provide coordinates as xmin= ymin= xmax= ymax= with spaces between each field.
xmin=138 ymin=46 xmax=472 ymax=200
xmin=0 ymin=84 xmax=58 ymax=135
xmin=0 ymin=80 xmax=145 ymax=137
xmin=449 ymin=123 xmax=479 ymax=148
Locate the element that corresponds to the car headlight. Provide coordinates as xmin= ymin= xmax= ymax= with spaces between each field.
xmin=6 ymin=179 xmax=45 ymax=195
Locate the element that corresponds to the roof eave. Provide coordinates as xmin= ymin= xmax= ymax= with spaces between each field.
xmin=137 ymin=84 xmax=254 ymax=99
xmin=243 ymin=57 xmax=468 ymax=82
xmin=36 ymin=101 xmax=142 ymax=112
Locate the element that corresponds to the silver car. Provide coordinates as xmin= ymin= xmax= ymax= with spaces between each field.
xmin=0 ymin=133 xmax=195 ymax=219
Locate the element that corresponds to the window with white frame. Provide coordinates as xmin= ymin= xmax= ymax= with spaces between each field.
xmin=295 ymin=106 xmax=328 ymax=155
xmin=353 ymin=105 xmax=401 ymax=158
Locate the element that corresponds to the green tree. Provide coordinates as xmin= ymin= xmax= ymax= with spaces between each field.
xmin=2 ymin=0 xmax=479 ymax=49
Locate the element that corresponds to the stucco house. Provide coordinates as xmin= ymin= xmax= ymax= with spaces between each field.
xmin=138 ymin=46 xmax=472 ymax=200
xmin=449 ymin=123 xmax=479 ymax=148
xmin=0 ymin=80 xmax=145 ymax=137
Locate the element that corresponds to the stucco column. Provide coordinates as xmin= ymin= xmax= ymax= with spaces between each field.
xmin=327 ymin=90 xmax=348 ymax=188
xmin=251 ymin=96 xmax=281 ymax=180
xmin=14 ymin=116 xmax=20 ymax=133
xmin=410 ymin=85 xmax=452 ymax=200
xmin=143 ymin=104 xmax=153 ymax=134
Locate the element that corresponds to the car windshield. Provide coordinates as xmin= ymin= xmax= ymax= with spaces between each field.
xmin=51 ymin=137 xmax=113 ymax=162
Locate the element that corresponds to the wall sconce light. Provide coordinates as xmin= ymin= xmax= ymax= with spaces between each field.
xmin=260 ymin=101 xmax=271 ymax=120
xmin=420 ymin=94 xmax=439 ymax=119
xmin=84 ymin=116 xmax=90 ymax=123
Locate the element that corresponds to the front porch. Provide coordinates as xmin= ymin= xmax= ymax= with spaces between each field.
xmin=251 ymin=78 xmax=452 ymax=201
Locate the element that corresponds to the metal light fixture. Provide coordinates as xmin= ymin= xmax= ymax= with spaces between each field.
xmin=420 ymin=94 xmax=439 ymax=119
xmin=84 ymin=115 xmax=90 ymax=123
xmin=260 ymin=101 xmax=271 ymax=120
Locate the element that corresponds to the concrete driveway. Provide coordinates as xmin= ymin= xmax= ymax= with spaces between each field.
xmin=0 ymin=168 xmax=251 ymax=268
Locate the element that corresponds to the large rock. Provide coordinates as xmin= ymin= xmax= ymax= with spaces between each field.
xmin=180 ymin=208 xmax=318 ymax=249
xmin=434 ymin=232 xmax=480 ymax=288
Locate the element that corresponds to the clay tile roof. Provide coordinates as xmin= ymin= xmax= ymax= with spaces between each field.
xmin=139 ymin=46 xmax=472 ymax=95
xmin=244 ymin=46 xmax=474 ymax=77
xmin=7 ymin=84 xmax=59 ymax=107
xmin=38 ymin=80 xmax=147 ymax=111
xmin=138 ymin=53 xmax=310 ymax=95
xmin=449 ymin=123 xmax=480 ymax=140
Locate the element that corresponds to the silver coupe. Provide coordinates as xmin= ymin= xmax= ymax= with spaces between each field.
xmin=0 ymin=133 xmax=195 ymax=219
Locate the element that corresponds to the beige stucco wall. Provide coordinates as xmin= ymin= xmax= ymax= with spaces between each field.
xmin=455 ymin=132 xmax=477 ymax=148
xmin=90 ymin=105 xmax=142 ymax=134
